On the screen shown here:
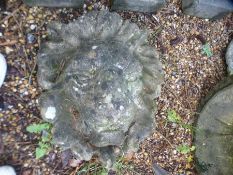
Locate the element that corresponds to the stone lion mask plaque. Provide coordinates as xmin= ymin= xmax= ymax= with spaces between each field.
xmin=37 ymin=10 xmax=164 ymax=168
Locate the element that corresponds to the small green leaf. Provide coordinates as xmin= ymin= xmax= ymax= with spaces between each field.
xmin=187 ymin=155 xmax=194 ymax=163
xmin=41 ymin=131 xmax=52 ymax=142
xmin=38 ymin=141 xmax=50 ymax=149
xmin=41 ymin=135 xmax=50 ymax=142
xmin=167 ymin=110 xmax=181 ymax=123
xmin=176 ymin=144 xmax=195 ymax=154
xmin=36 ymin=147 xmax=47 ymax=159
xmin=180 ymin=123 xmax=192 ymax=130
xmin=190 ymin=146 xmax=196 ymax=151
xmin=176 ymin=145 xmax=190 ymax=154
xmin=26 ymin=123 xmax=51 ymax=133
xmin=202 ymin=43 xmax=213 ymax=57
xmin=99 ymin=170 xmax=108 ymax=175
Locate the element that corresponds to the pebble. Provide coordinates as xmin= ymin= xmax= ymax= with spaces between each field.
xmin=83 ymin=4 xmax=87 ymax=9
xmin=30 ymin=24 xmax=37 ymax=30
xmin=27 ymin=33 xmax=36 ymax=44
xmin=0 ymin=166 xmax=16 ymax=175
xmin=0 ymin=96 xmax=4 ymax=109
xmin=5 ymin=47 xmax=13 ymax=54
xmin=0 ymin=53 xmax=7 ymax=87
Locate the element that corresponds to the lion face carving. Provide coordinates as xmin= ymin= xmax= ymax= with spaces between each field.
xmin=37 ymin=11 xmax=164 ymax=168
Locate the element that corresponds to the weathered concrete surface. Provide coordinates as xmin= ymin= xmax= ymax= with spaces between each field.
xmin=37 ymin=11 xmax=164 ymax=168
xmin=195 ymin=76 xmax=233 ymax=175
xmin=23 ymin=0 xmax=84 ymax=7
xmin=182 ymin=0 xmax=233 ymax=19
xmin=111 ymin=0 xmax=165 ymax=13
xmin=226 ymin=40 xmax=233 ymax=75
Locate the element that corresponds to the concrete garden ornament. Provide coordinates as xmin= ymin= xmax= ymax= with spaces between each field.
xmin=37 ymin=11 xmax=164 ymax=168
xmin=195 ymin=76 xmax=233 ymax=175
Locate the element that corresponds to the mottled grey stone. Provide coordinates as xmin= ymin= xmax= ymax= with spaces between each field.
xmin=182 ymin=0 xmax=233 ymax=19
xmin=111 ymin=0 xmax=165 ymax=13
xmin=37 ymin=11 xmax=164 ymax=168
xmin=195 ymin=76 xmax=233 ymax=175
xmin=226 ymin=40 xmax=233 ymax=75
xmin=152 ymin=163 xmax=168 ymax=175
xmin=23 ymin=0 xmax=84 ymax=7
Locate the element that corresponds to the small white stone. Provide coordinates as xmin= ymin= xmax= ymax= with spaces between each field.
xmin=0 ymin=166 xmax=16 ymax=175
xmin=45 ymin=106 xmax=56 ymax=120
xmin=23 ymin=91 xmax=29 ymax=96
xmin=117 ymin=88 xmax=122 ymax=92
xmin=0 ymin=32 xmax=2 ymax=37
xmin=5 ymin=47 xmax=13 ymax=54
xmin=92 ymin=45 xmax=98 ymax=50
xmin=115 ymin=63 xmax=123 ymax=69
xmin=30 ymin=24 xmax=37 ymax=30
xmin=0 ymin=53 xmax=7 ymax=88
xmin=119 ymin=106 xmax=124 ymax=111
xmin=73 ymin=86 xmax=79 ymax=92
xmin=104 ymin=94 xmax=112 ymax=103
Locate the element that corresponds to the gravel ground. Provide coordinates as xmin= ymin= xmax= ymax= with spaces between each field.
xmin=0 ymin=0 xmax=232 ymax=174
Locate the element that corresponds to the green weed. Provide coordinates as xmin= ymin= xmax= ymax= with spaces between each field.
xmin=76 ymin=157 xmax=137 ymax=175
xmin=76 ymin=162 xmax=108 ymax=175
xmin=167 ymin=109 xmax=195 ymax=132
xmin=113 ymin=157 xmax=135 ymax=174
xmin=26 ymin=123 xmax=51 ymax=133
xmin=176 ymin=144 xmax=195 ymax=154
xmin=167 ymin=109 xmax=181 ymax=123
xmin=26 ymin=122 xmax=53 ymax=159
xmin=202 ymin=43 xmax=213 ymax=57
xmin=167 ymin=109 xmax=196 ymax=166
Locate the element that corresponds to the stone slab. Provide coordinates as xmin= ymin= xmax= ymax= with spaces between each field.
xmin=195 ymin=76 xmax=233 ymax=175
xmin=111 ymin=0 xmax=165 ymax=13
xmin=182 ymin=0 xmax=233 ymax=19
xmin=226 ymin=40 xmax=233 ymax=75
xmin=23 ymin=0 xmax=84 ymax=7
